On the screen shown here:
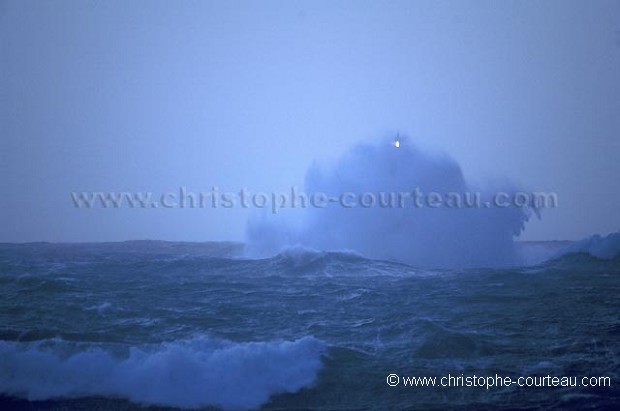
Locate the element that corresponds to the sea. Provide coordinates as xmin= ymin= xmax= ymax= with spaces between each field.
xmin=0 ymin=238 xmax=618 ymax=410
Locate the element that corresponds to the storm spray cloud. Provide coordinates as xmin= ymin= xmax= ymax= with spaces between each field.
xmin=246 ymin=137 xmax=536 ymax=268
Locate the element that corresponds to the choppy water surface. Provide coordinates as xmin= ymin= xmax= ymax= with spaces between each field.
xmin=0 ymin=241 xmax=618 ymax=410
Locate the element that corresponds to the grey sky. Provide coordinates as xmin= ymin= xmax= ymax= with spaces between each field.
xmin=1 ymin=0 xmax=619 ymax=243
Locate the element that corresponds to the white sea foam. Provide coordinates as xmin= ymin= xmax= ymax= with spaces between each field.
xmin=85 ymin=301 xmax=113 ymax=314
xmin=0 ymin=336 xmax=325 ymax=410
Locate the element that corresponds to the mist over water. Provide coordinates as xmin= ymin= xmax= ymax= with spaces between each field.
xmin=247 ymin=138 xmax=535 ymax=268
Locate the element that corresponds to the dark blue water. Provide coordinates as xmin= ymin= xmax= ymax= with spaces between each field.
xmin=0 ymin=241 xmax=618 ymax=410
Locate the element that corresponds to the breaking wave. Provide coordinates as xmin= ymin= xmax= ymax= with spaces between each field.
xmin=0 ymin=336 xmax=326 ymax=410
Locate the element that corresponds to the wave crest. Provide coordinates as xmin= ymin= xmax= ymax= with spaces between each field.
xmin=0 ymin=336 xmax=326 ymax=410
xmin=557 ymin=231 xmax=620 ymax=261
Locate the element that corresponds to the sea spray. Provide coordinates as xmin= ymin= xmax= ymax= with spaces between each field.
xmin=247 ymin=137 xmax=535 ymax=268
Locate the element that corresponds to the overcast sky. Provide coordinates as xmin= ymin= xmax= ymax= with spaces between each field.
xmin=1 ymin=0 xmax=619 ymax=243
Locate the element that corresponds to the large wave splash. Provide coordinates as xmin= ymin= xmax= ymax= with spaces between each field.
xmin=247 ymin=138 xmax=536 ymax=268
xmin=557 ymin=231 xmax=620 ymax=260
xmin=0 ymin=336 xmax=325 ymax=410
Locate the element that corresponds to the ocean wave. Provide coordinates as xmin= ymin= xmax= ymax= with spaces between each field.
xmin=556 ymin=231 xmax=620 ymax=261
xmin=0 ymin=335 xmax=326 ymax=410
xmin=273 ymin=245 xmax=366 ymax=268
